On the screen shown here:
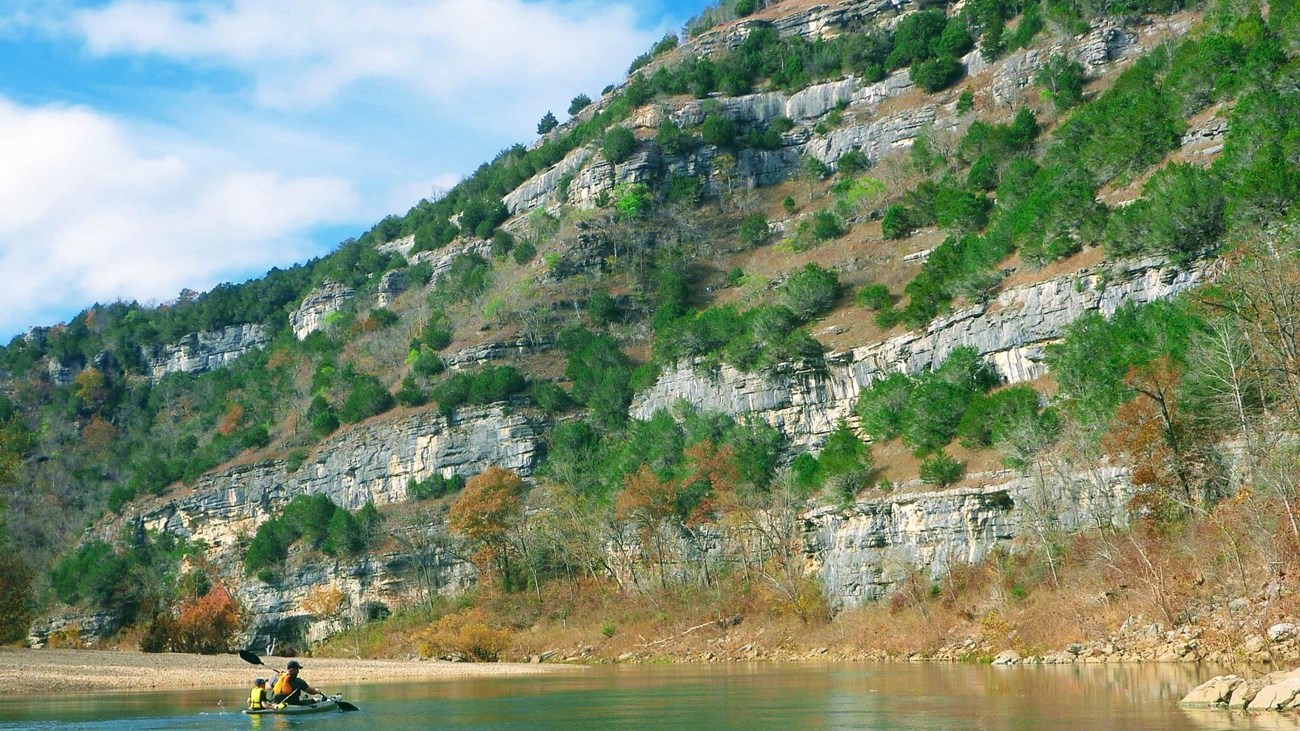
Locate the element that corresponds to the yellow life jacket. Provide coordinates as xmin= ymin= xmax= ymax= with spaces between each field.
xmin=248 ymin=687 xmax=267 ymax=709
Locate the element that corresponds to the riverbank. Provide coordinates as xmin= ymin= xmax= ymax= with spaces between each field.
xmin=0 ymin=648 xmax=572 ymax=695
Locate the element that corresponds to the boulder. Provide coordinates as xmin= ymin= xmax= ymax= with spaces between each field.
xmin=1247 ymin=677 xmax=1300 ymax=711
xmin=992 ymin=650 xmax=1021 ymax=665
xmin=1179 ymin=675 xmax=1241 ymax=707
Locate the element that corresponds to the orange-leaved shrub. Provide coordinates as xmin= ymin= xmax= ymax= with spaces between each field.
xmin=413 ymin=608 xmax=511 ymax=662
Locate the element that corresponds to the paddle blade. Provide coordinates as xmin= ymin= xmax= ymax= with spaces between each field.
xmin=337 ymin=700 xmax=360 ymax=713
xmin=238 ymin=649 xmax=264 ymax=666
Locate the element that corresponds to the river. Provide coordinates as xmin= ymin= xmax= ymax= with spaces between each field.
xmin=0 ymin=662 xmax=1283 ymax=730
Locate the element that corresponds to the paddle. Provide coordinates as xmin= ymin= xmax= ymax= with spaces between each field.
xmin=237 ymin=649 xmax=360 ymax=712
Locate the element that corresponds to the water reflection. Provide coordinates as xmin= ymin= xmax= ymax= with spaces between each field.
xmin=0 ymin=661 xmax=1287 ymax=730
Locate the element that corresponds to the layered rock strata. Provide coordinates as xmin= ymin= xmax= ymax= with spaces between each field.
xmin=805 ymin=467 xmax=1130 ymax=607
xmin=632 ymin=257 xmax=1218 ymax=454
xmin=146 ymin=323 xmax=272 ymax=382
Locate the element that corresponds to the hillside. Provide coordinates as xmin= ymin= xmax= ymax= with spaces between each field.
xmin=4 ymin=0 xmax=1300 ymax=665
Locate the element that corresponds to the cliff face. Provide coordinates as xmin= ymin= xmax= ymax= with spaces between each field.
xmin=633 ymin=258 xmax=1217 ymax=453
xmin=501 ymin=9 xmax=1178 ymax=222
xmin=805 ymin=467 xmax=1130 ymax=607
xmin=146 ymin=323 xmax=272 ymax=382
xmin=130 ymin=404 xmax=545 ymax=549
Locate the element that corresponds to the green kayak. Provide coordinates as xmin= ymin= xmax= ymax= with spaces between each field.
xmin=243 ymin=695 xmax=344 ymax=715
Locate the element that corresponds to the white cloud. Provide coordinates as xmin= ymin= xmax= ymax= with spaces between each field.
xmin=0 ymin=97 xmax=359 ymax=337
xmin=75 ymin=0 xmax=659 ymax=123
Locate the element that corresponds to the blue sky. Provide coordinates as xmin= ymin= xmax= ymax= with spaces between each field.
xmin=0 ymin=0 xmax=711 ymax=340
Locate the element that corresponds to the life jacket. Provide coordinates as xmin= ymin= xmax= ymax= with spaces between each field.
xmin=248 ymin=687 xmax=267 ymax=709
xmin=273 ymin=674 xmax=295 ymax=698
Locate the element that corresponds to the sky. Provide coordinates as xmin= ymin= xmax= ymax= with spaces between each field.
xmin=0 ymin=0 xmax=711 ymax=340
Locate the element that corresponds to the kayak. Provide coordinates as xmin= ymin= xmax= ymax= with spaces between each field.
xmin=243 ymin=695 xmax=344 ymax=715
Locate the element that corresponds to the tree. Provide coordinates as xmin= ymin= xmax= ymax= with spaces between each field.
xmin=536 ymin=111 xmax=558 ymax=135
xmin=448 ymin=467 xmax=528 ymax=588
xmin=919 ymin=452 xmax=965 ymax=487
xmin=1035 ymin=55 xmax=1086 ymax=112
xmin=568 ymin=93 xmax=592 ymax=116
xmin=779 ymin=263 xmax=840 ymax=320
xmin=602 ymin=126 xmax=637 ymax=164
xmin=701 ymin=114 xmax=737 ymax=148
xmin=168 ymin=584 xmax=244 ymax=654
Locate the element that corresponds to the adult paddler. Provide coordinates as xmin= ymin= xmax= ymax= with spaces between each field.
xmin=270 ymin=660 xmax=321 ymax=706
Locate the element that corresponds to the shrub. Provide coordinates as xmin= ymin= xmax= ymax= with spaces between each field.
xmin=919 ymin=452 xmax=965 ymax=487
xmin=857 ymin=284 xmax=894 ymax=311
xmin=1035 ymin=55 xmax=1086 ymax=112
xmin=408 ymin=473 xmax=465 ymax=501
xmin=602 ymin=127 xmax=637 ymax=164
xmin=338 ymin=372 xmax=394 ymax=423
xmin=586 ymin=291 xmax=618 ymax=325
xmin=701 ymin=114 xmax=738 ymax=148
xmin=657 ymin=119 xmax=691 ymax=156
xmin=414 ymin=608 xmax=511 ymax=661
xmin=956 ymin=90 xmax=975 ymax=115
xmin=167 ymin=585 xmax=244 ymax=654
xmin=395 ymin=376 xmax=428 ymax=407
xmin=512 ymin=240 xmax=537 ymax=265
xmin=779 ymin=263 xmax=841 ymax=320
xmin=490 ymin=230 xmax=515 ymax=260
xmin=739 ymin=213 xmax=770 ymax=247
xmin=366 ymin=307 xmax=399 ymax=329
xmin=911 ymin=56 xmax=964 ymax=93
xmin=811 ymin=210 xmax=846 ymax=240
xmin=410 ymin=348 xmax=445 ymax=377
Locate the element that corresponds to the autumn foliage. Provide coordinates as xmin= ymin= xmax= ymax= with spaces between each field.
xmin=448 ymin=467 xmax=527 ymax=586
xmin=143 ymin=584 xmax=244 ymax=654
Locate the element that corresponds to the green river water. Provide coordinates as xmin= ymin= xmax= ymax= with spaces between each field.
xmin=0 ymin=662 xmax=1285 ymax=730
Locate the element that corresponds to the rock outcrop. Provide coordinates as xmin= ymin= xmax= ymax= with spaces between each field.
xmin=289 ymin=281 xmax=355 ymax=340
xmin=130 ymin=404 xmax=546 ymax=550
xmin=1182 ymin=669 xmax=1300 ymax=711
xmin=146 ymin=323 xmax=272 ymax=382
xmin=632 ymin=257 xmax=1218 ymax=453
xmin=805 ymin=466 xmax=1130 ymax=606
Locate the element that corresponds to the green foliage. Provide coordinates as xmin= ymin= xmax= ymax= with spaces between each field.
xmin=1046 ymin=300 xmax=1200 ymax=428
xmin=888 ymin=10 xmax=949 ymax=68
xmin=856 ymin=283 xmax=895 ymax=311
xmin=918 ymin=452 xmax=965 ymax=487
xmin=701 ymin=114 xmax=738 ymax=148
xmin=657 ymin=119 xmax=692 ymax=156
xmin=395 ymin=376 xmax=429 ymax=407
xmin=615 ymin=183 xmax=653 ymax=220
xmin=408 ymin=473 xmax=466 ymax=501
xmin=1103 ymin=163 xmax=1225 ymax=263
xmin=429 ymin=253 xmax=492 ymax=308
xmin=512 ymin=240 xmax=537 ymax=265
xmin=739 ymin=213 xmax=770 ymax=247
xmin=629 ymin=33 xmax=680 ymax=74
xmin=561 ymin=328 xmax=636 ymax=428
xmin=811 ymin=210 xmax=847 ymax=240
xmin=818 ymin=421 xmax=872 ymax=478
xmin=568 ymin=94 xmax=593 ymax=116
xmin=956 ymin=89 xmax=975 ymax=115
xmin=246 ymin=494 xmax=377 ymax=571
xmin=653 ymin=303 xmax=823 ymax=372
xmin=543 ymin=406 xmax=782 ymax=502
xmin=338 ymin=370 xmax=395 ymax=424
xmin=432 ymin=365 xmax=529 ymax=417
xmin=667 ymin=175 xmax=706 ymax=204
xmin=779 ymin=263 xmax=841 ymax=319
xmin=537 ymin=111 xmax=558 ymax=135
xmin=1035 ymin=54 xmax=1086 ymax=111
xmin=956 ymin=385 xmax=1053 ymax=448
xmin=911 ymin=56 xmax=965 ymax=93
xmin=490 ymin=230 xmax=516 ymax=260
xmin=586 ymin=291 xmax=619 ymax=325
xmin=307 ymin=394 xmax=339 ymax=440
xmin=366 ymin=307 xmax=399 ymax=329
xmin=602 ymin=127 xmax=638 ymax=164
xmin=855 ymin=347 xmax=1001 ymax=455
